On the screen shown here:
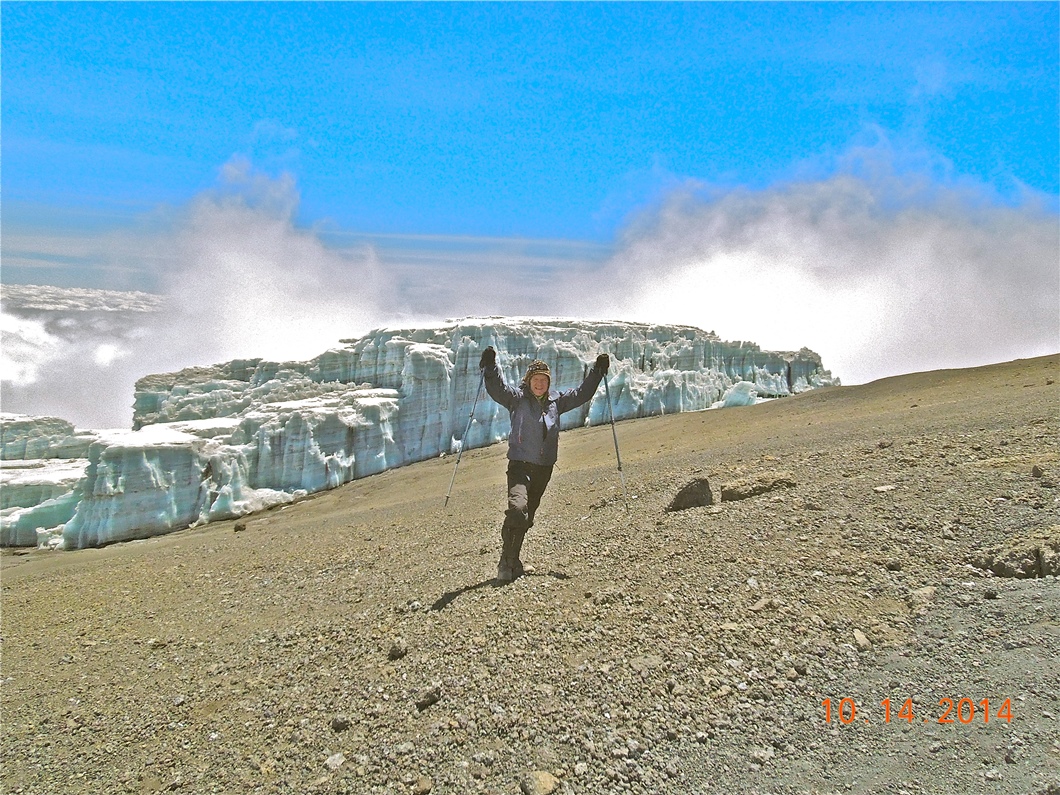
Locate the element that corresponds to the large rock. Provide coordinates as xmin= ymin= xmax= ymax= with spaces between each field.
xmin=720 ymin=471 xmax=797 ymax=501
xmin=667 ymin=478 xmax=714 ymax=511
xmin=974 ymin=526 xmax=1060 ymax=578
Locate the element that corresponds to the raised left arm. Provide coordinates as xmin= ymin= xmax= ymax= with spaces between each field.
xmin=556 ymin=354 xmax=610 ymax=414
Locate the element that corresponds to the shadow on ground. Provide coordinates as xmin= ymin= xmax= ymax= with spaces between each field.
xmin=431 ymin=570 xmax=573 ymax=610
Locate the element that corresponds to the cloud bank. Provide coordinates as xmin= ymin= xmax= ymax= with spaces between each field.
xmin=2 ymin=151 xmax=1057 ymax=429
xmin=2 ymin=161 xmax=391 ymax=427
xmin=591 ymin=169 xmax=1059 ymax=385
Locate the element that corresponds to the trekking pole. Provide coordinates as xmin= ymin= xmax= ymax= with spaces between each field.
xmin=603 ymin=374 xmax=630 ymax=510
xmin=445 ymin=369 xmax=485 ymax=507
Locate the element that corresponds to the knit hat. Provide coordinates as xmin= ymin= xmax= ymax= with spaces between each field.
xmin=522 ymin=360 xmax=551 ymax=386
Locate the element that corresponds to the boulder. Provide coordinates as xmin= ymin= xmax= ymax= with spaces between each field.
xmin=667 ymin=478 xmax=713 ymax=511
xmin=720 ymin=471 xmax=796 ymax=502
xmin=974 ymin=526 xmax=1060 ymax=578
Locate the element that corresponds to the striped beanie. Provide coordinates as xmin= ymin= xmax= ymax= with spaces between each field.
xmin=522 ymin=360 xmax=551 ymax=385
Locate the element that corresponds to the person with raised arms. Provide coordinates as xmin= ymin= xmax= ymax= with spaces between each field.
xmin=478 ymin=346 xmax=610 ymax=582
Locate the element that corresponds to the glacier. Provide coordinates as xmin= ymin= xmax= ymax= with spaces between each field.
xmin=0 ymin=414 xmax=98 ymax=547
xmin=0 ymin=318 xmax=837 ymax=550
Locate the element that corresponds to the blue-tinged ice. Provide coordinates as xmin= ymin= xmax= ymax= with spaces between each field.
xmin=714 ymin=381 xmax=759 ymax=408
xmin=1 ymin=318 xmax=838 ymax=549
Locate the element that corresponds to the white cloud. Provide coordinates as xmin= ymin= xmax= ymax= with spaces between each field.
xmin=93 ymin=343 xmax=124 ymax=366
xmin=150 ymin=163 xmax=389 ymax=368
xmin=2 ymin=163 xmax=394 ymax=427
xmin=580 ymin=170 xmax=1059 ymax=383
xmin=0 ymin=313 xmax=61 ymax=384
xmin=3 ymin=151 xmax=1056 ymax=428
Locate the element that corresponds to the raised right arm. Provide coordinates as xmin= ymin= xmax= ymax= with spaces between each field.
xmin=479 ymin=346 xmax=520 ymax=409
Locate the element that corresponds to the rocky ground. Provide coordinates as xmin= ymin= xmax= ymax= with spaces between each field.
xmin=2 ymin=355 xmax=1058 ymax=795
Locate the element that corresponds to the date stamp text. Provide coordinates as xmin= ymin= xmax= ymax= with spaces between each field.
xmin=821 ymin=697 xmax=1013 ymax=725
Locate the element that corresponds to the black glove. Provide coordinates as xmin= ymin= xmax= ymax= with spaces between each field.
xmin=479 ymin=346 xmax=496 ymax=370
xmin=595 ymin=353 xmax=610 ymax=372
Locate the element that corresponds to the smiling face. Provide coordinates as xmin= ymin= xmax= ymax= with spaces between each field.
xmin=529 ymin=373 xmax=550 ymax=397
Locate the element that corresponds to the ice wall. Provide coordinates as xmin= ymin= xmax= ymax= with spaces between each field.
xmin=0 ymin=414 xmax=101 ymax=546
xmin=1 ymin=414 xmax=97 ymax=460
xmin=3 ymin=318 xmax=837 ymax=549
xmin=60 ymin=388 xmax=404 ymax=548
xmin=0 ymin=458 xmax=88 ymax=546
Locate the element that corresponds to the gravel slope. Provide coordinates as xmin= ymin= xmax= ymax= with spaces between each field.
xmin=2 ymin=355 xmax=1057 ymax=795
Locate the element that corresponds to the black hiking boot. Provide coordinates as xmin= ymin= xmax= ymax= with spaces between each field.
xmin=497 ymin=525 xmax=516 ymax=583
xmin=511 ymin=527 xmax=535 ymax=578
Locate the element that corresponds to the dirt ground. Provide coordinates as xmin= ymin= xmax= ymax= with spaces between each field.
xmin=2 ymin=354 xmax=1058 ymax=795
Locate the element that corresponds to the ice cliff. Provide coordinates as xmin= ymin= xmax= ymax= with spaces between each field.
xmin=1 ymin=318 xmax=837 ymax=549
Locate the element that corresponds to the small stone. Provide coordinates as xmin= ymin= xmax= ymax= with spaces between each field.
xmin=388 ymin=638 xmax=408 ymax=661
xmin=415 ymin=685 xmax=442 ymax=712
xmin=1031 ymin=465 xmax=1045 ymax=478
xmin=908 ymin=586 xmax=937 ymax=615
xmin=325 ymin=752 xmax=345 ymax=771
xmin=234 ymin=521 xmax=247 ymax=532
xmin=749 ymin=597 xmax=772 ymax=612
xmin=853 ymin=629 xmax=872 ymax=651
xmin=520 ymin=770 xmax=560 ymax=795
xmin=630 ymin=654 xmax=664 ymax=673
xmin=984 ymin=589 xmax=999 ymax=600
xmin=750 ymin=746 xmax=775 ymax=765
xmin=330 ymin=714 xmax=350 ymax=733
xmin=885 ymin=560 xmax=902 ymax=572
xmin=412 ymin=776 xmax=433 ymax=795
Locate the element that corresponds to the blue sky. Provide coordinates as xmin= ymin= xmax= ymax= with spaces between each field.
xmin=1 ymin=2 xmax=1058 ymax=425
xmin=4 ymin=2 xmax=1057 ymax=249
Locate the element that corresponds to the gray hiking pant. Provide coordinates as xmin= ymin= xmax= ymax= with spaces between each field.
xmin=504 ymin=460 xmax=554 ymax=530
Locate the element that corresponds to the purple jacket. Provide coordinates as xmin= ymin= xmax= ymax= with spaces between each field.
xmin=483 ymin=362 xmax=606 ymax=466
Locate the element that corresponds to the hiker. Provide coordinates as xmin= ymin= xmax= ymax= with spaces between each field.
xmin=478 ymin=346 xmax=610 ymax=582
